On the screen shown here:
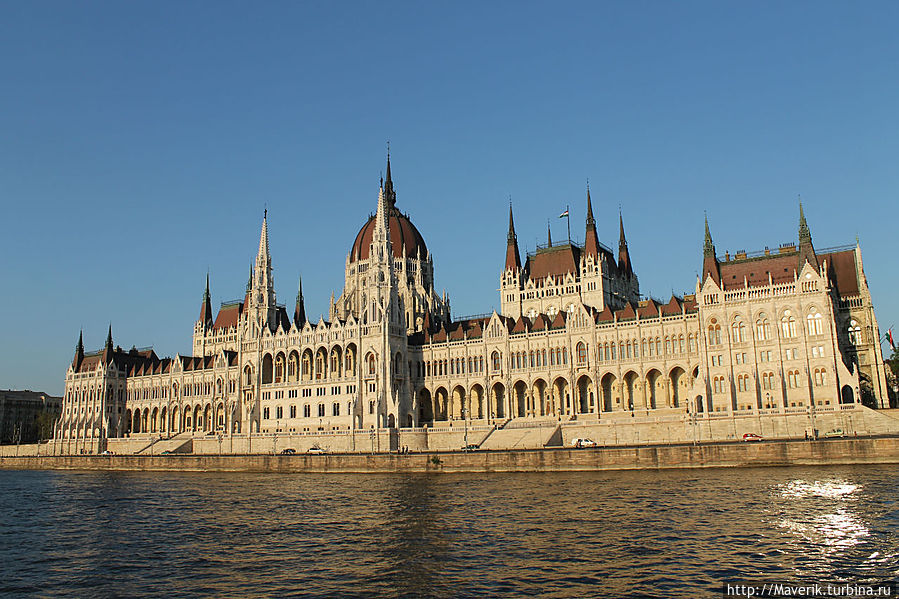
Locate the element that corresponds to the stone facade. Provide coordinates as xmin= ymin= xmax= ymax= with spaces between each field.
xmin=53 ymin=157 xmax=889 ymax=445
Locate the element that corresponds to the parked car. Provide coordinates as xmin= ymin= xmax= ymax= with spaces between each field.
xmin=824 ymin=429 xmax=845 ymax=438
xmin=279 ymin=448 xmax=296 ymax=455
xmin=461 ymin=444 xmax=480 ymax=452
xmin=307 ymin=446 xmax=327 ymax=454
xmin=101 ymin=450 xmax=114 ymax=455
xmin=742 ymin=433 xmax=763 ymax=442
xmin=572 ymin=438 xmax=597 ymax=448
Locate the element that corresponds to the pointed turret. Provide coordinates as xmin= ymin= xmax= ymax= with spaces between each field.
xmin=617 ymin=210 xmax=633 ymax=276
xmin=371 ymin=178 xmax=392 ymax=261
xmin=584 ymin=185 xmax=600 ymax=258
xmin=505 ymin=204 xmax=521 ymax=271
xmin=257 ymin=209 xmax=270 ymax=266
xmin=200 ymin=273 xmax=213 ymax=327
xmin=547 ymin=221 xmax=553 ymax=248
xmin=294 ymin=276 xmax=306 ymax=327
xmin=702 ymin=213 xmax=721 ymax=285
xmin=797 ymin=199 xmax=819 ymax=270
xmin=244 ymin=264 xmax=252 ymax=306
xmin=72 ymin=330 xmax=84 ymax=370
xmin=103 ymin=325 xmax=114 ymax=363
xmin=383 ymin=148 xmax=396 ymax=207
xmin=251 ymin=211 xmax=276 ymax=312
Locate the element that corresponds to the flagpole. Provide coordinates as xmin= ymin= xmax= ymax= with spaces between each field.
xmin=566 ymin=204 xmax=570 ymax=243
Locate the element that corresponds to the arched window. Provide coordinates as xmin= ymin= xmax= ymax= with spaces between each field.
xmin=731 ymin=316 xmax=746 ymax=343
xmin=755 ymin=314 xmax=771 ymax=341
xmin=762 ymin=372 xmax=775 ymax=390
xmin=807 ymin=309 xmax=823 ymax=336
xmin=303 ymin=354 xmax=312 ymax=379
xmin=781 ymin=310 xmax=796 ymax=338
xmin=367 ymin=353 xmax=377 ymax=376
xmin=848 ymin=320 xmax=862 ymax=345
xmin=576 ymin=342 xmax=587 ymax=365
xmin=708 ymin=319 xmax=722 ymax=345
xmin=737 ymin=373 xmax=750 ymax=392
xmin=275 ymin=354 xmax=285 ymax=383
xmin=491 ymin=351 xmax=501 ymax=372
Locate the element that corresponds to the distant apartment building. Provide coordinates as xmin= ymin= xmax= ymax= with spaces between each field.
xmin=1 ymin=390 xmax=62 ymax=444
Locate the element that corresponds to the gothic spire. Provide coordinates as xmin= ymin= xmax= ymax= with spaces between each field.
xmin=252 ymin=211 xmax=276 ymax=310
xmin=72 ymin=330 xmax=84 ymax=370
xmin=797 ymin=198 xmax=819 ymax=269
xmin=618 ymin=209 xmax=632 ymax=275
xmin=702 ymin=213 xmax=721 ymax=285
xmin=703 ymin=213 xmax=715 ymax=257
xmin=383 ymin=146 xmax=396 ymax=207
xmin=257 ymin=210 xmax=271 ymax=267
xmin=584 ymin=185 xmax=600 ymax=257
xmin=547 ymin=220 xmax=553 ymax=248
xmin=103 ymin=324 xmax=114 ymax=363
xmin=505 ymin=203 xmax=521 ymax=271
xmin=294 ymin=276 xmax=306 ymax=327
xmin=200 ymin=272 xmax=213 ymax=326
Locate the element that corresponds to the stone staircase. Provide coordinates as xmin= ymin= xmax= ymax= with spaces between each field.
xmin=479 ymin=423 xmax=559 ymax=450
xmin=135 ymin=432 xmax=194 ymax=455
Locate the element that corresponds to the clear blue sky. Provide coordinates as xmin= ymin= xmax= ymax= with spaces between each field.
xmin=2 ymin=2 xmax=896 ymax=396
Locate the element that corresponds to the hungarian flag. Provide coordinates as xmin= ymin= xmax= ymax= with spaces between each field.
xmin=559 ymin=209 xmax=569 ymax=218
xmin=889 ymin=328 xmax=895 ymax=349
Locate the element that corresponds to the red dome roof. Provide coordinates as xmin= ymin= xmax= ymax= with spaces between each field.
xmin=350 ymin=206 xmax=428 ymax=262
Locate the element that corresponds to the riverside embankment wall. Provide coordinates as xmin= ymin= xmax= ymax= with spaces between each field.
xmin=3 ymin=437 xmax=899 ymax=473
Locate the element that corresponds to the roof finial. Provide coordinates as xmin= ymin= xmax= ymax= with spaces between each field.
xmin=547 ymin=220 xmax=553 ymax=247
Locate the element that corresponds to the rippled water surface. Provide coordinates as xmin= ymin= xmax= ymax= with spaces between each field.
xmin=2 ymin=466 xmax=898 ymax=597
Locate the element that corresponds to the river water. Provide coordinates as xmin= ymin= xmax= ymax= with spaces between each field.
xmin=1 ymin=466 xmax=897 ymax=598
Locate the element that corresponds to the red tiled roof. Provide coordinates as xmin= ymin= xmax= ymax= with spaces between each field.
xmin=526 ymin=244 xmax=580 ymax=281
xmin=214 ymin=303 xmax=243 ymax=330
xmin=660 ymin=296 xmax=683 ymax=316
xmin=637 ymin=300 xmax=659 ymax=318
xmin=449 ymin=324 xmax=465 ymax=341
xmin=718 ymin=253 xmax=798 ymax=288
xmin=595 ymin=306 xmax=614 ymax=323
xmin=550 ymin=311 xmax=567 ymax=330
xmin=616 ymin=303 xmax=636 ymax=320
xmin=821 ymin=249 xmax=859 ymax=297
xmin=512 ymin=316 xmax=528 ymax=334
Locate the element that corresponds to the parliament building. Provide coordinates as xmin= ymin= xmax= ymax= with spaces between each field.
xmin=54 ymin=156 xmax=890 ymax=446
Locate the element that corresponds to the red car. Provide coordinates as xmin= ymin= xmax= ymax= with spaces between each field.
xmin=742 ymin=433 xmax=763 ymax=442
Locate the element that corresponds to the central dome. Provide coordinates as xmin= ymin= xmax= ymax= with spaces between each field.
xmin=350 ymin=204 xmax=428 ymax=262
